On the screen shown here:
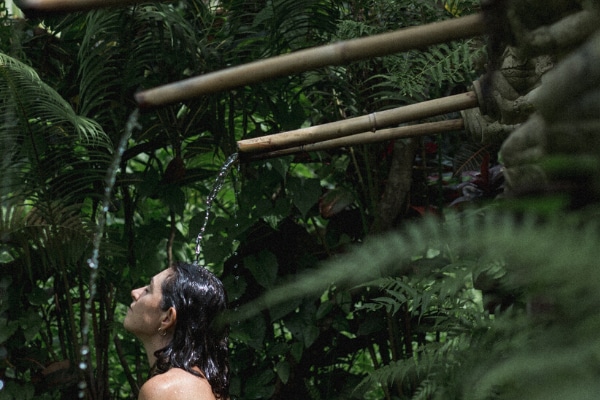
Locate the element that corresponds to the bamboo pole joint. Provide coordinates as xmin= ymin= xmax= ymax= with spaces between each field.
xmin=242 ymin=119 xmax=465 ymax=162
xmin=237 ymin=91 xmax=479 ymax=154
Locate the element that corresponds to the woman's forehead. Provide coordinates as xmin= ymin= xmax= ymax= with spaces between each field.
xmin=152 ymin=268 xmax=173 ymax=285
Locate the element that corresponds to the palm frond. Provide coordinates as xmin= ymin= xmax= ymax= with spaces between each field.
xmin=77 ymin=5 xmax=203 ymax=119
xmin=1 ymin=51 xmax=113 ymax=205
xmin=0 ymin=52 xmax=107 ymax=141
xmin=252 ymin=0 xmax=340 ymax=53
xmin=77 ymin=10 xmax=132 ymax=120
xmin=0 ymin=200 xmax=93 ymax=279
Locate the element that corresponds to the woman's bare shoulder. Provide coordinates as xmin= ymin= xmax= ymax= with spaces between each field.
xmin=138 ymin=368 xmax=215 ymax=400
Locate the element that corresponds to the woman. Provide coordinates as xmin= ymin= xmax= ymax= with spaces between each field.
xmin=124 ymin=261 xmax=229 ymax=400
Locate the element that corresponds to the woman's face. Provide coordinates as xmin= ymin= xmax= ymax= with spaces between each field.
xmin=123 ymin=268 xmax=172 ymax=338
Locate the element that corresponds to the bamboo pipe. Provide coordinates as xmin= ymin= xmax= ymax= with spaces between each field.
xmin=243 ymin=119 xmax=464 ymax=161
xmin=135 ymin=13 xmax=486 ymax=108
xmin=16 ymin=0 xmax=166 ymax=12
xmin=237 ymin=91 xmax=478 ymax=153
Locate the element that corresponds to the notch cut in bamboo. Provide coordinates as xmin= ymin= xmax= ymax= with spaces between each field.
xmin=16 ymin=0 xmax=169 ymax=12
xmin=242 ymin=119 xmax=464 ymax=161
xmin=237 ymin=91 xmax=478 ymax=153
xmin=135 ymin=13 xmax=486 ymax=108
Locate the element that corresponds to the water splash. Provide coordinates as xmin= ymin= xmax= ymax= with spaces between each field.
xmin=194 ymin=152 xmax=239 ymax=264
xmin=78 ymin=110 xmax=140 ymax=397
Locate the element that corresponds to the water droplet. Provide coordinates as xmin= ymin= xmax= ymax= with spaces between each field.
xmin=79 ymin=361 xmax=87 ymax=370
xmin=80 ymin=346 xmax=89 ymax=356
xmin=78 ymin=381 xmax=87 ymax=390
xmin=233 ymin=306 xmax=241 ymax=326
xmin=0 ymin=379 xmax=4 ymax=391
xmin=87 ymin=259 xmax=97 ymax=270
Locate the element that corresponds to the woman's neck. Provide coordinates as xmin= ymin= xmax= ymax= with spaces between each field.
xmin=142 ymin=334 xmax=171 ymax=367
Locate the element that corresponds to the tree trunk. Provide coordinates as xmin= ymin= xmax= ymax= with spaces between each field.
xmin=372 ymin=138 xmax=418 ymax=233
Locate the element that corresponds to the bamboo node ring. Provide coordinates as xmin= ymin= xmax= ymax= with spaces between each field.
xmin=369 ymin=112 xmax=377 ymax=132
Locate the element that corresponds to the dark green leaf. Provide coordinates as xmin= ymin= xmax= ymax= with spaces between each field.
xmin=275 ymin=360 xmax=291 ymax=384
xmin=287 ymin=177 xmax=321 ymax=217
xmin=246 ymin=250 xmax=278 ymax=289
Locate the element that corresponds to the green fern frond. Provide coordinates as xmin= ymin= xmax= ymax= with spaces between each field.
xmin=466 ymin=340 xmax=600 ymax=400
xmin=355 ymin=335 xmax=468 ymax=397
xmin=355 ymin=358 xmax=417 ymax=393
xmin=412 ymin=379 xmax=438 ymax=400
xmin=359 ymin=260 xmax=482 ymax=321
xmin=372 ymin=40 xmax=482 ymax=98
xmin=238 ymin=210 xmax=600 ymax=399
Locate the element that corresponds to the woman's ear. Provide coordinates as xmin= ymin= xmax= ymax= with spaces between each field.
xmin=160 ymin=307 xmax=177 ymax=331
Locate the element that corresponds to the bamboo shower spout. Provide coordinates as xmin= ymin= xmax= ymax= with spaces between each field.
xmin=135 ymin=13 xmax=486 ymax=108
xmin=242 ymin=119 xmax=465 ymax=161
xmin=237 ymin=91 xmax=478 ymax=154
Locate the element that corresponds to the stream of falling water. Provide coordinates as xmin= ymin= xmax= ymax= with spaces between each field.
xmin=78 ymin=110 xmax=140 ymax=398
xmin=194 ymin=152 xmax=239 ymax=265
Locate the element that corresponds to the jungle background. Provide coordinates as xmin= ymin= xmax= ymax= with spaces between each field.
xmin=2 ymin=0 xmax=600 ymax=399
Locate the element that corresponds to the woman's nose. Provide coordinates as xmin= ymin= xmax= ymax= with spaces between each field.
xmin=131 ymin=288 xmax=141 ymax=301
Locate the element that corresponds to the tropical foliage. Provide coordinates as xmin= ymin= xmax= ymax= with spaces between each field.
xmin=3 ymin=1 xmax=596 ymax=400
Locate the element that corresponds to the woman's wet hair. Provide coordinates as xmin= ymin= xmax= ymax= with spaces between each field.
xmin=153 ymin=261 xmax=229 ymax=399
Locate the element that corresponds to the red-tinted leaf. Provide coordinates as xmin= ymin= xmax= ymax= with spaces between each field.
xmin=319 ymin=187 xmax=355 ymax=218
